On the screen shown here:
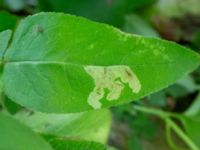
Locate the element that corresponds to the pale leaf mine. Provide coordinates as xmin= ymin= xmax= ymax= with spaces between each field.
xmin=84 ymin=66 xmax=141 ymax=109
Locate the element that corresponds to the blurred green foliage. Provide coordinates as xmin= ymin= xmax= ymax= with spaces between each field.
xmin=37 ymin=0 xmax=156 ymax=27
xmin=0 ymin=11 xmax=18 ymax=31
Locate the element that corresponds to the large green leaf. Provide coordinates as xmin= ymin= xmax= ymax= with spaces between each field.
xmin=2 ymin=12 xmax=200 ymax=113
xmin=15 ymin=109 xmax=111 ymax=144
xmin=0 ymin=112 xmax=53 ymax=150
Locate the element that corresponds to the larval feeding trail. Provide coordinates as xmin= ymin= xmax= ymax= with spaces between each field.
xmin=84 ymin=65 xmax=141 ymax=109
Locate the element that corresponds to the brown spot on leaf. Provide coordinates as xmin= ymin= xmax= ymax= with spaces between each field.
xmin=33 ymin=25 xmax=44 ymax=34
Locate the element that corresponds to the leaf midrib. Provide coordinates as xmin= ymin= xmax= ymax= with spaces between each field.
xmin=4 ymin=60 xmax=176 ymax=67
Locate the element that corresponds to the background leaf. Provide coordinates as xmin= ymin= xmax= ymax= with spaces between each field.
xmin=185 ymin=92 xmax=200 ymax=116
xmin=0 ymin=29 xmax=12 ymax=59
xmin=0 ymin=11 xmax=18 ymax=32
xmin=122 ymin=14 xmax=160 ymax=38
xmin=151 ymin=0 xmax=200 ymax=18
xmin=15 ymin=109 xmax=112 ymax=144
xmin=178 ymin=115 xmax=200 ymax=147
xmin=0 ymin=112 xmax=53 ymax=150
xmin=49 ymin=138 xmax=110 ymax=150
xmin=37 ymin=0 xmax=156 ymax=27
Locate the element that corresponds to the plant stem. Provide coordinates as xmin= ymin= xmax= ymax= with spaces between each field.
xmin=133 ymin=105 xmax=199 ymax=150
xmin=166 ymin=118 xmax=199 ymax=150
xmin=165 ymin=123 xmax=181 ymax=150
xmin=133 ymin=105 xmax=169 ymax=119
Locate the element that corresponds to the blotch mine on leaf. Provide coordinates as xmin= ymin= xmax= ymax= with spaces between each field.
xmin=84 ymin=66 xmax=141 ymax=109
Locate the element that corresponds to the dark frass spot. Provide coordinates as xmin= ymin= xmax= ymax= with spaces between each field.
xmin=33 ymin=25 xmax=44 ymax=34
xmin=125 ymin=69 xmax=132 ymax=77
xmin=28 ymin=110 xmax=34 ymax=116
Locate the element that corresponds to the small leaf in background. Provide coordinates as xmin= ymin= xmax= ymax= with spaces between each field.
xmin=178 ymin=115 xmax=200 ymax=147
xmin=185 ymin=92 xmax=200 ymax=117
xmin=5 ymin=0 xmax=26 ymax=12
xmin=192 ymin=30 xmax=200 ymax=51
xmin=4 ymin=96 xmax=23 ymax=114
xmin=15 ymin=109 xmax=112 ymax=144
xmin=0 ymin=113 xmax=53 ymax=150
xmin=178 ymin=94 xmax=200 ymax=147
xmin=3 ymin=12 xmax=200 ymax=113
xmin=132 ymin=112 xmax=157 ymax=139
xmin=148 ymin=91 xmax=167 ymax=107
xmin=165 ymin=84 xmax=188 ymax=98
xmin=37 ymin=0 xmax=156 ymax=27
xmin=0 ymin=30 xmax=12 ymax=59
xmin=164 ymin=75 xmax=197 ymax=99
xmin=152 ymin=0 xmax=200 ymax=18
xmin=0 ymin=11 xmax=18 ymax=32
xmin=176 ymin=75 xmax=198 ymax=93
xmin=1 ymin=0 xmax=36 ymax=13
xmin=123 ymin=14 xmax=160 ymax=38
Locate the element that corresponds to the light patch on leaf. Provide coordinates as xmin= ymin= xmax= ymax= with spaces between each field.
xmin=84 ymin=66 xmax=141 ymax=109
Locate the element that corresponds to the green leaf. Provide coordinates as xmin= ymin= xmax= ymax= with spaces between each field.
xmin=165 ymin=84 xmax=188 ymax=98
xmin=178 ymin=115 xmax=200 ymax=147
xmin=123 ymin=14 xmax=160 ymax=38
xmin=15 ymin=109 xmax=111 ymax=144
xmin=0 ymin=30 xmax=12 ymax=102
xmin=4 ymin=0 xmax=26 ymax=12
xmin=176 ymin=75 xmax=197 ymax=93
xmin=192 ymin=30 xmax=200 ymax=50
xmin=185 ymin=92 xmax=200 ymax=116
xmin=0 ymin=112 xmax=53 ymax=150
xmin=0 ymin=30 xmax=12 ymax=59
xmin=0 ymin=11 xmax=18 ymax=32
xmin=148 ymin=91 xmax=166 ymax=107
xmin=3 ymin=12 xmax=200 ymax=113
xmin=49 ymin=138 xmax=109 ymax=150
xmin=153 ymin=0 xmax=200 ymax=18
xmin=4 ymin=95 xmax=23 ymax=114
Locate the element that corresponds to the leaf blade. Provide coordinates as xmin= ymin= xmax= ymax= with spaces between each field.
xmin=3 ymin=12 xmax=200 ymax=113
xmin=0 ymin=113 xmax=53 ymax=150
xmin=15 ymin=109 xmax=112 ymax=144
xmin=0 ymin=29 xmax=12 ymax=60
